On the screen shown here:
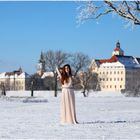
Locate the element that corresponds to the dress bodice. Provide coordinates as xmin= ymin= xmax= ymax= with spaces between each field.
xmin=62 ymin=77 xmax=73 ymax=88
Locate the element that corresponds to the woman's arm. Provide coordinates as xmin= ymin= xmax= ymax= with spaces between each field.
xmin=56 ymin=67 xmax=62 ymax=79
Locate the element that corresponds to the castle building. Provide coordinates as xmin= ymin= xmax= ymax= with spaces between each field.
xmin=0 ymin=68 xmax=30 ymax=90
xmin=90 ymin=41 xmax=140 ymax=92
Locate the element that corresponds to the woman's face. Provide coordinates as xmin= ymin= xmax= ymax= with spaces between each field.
xmin=64 ymin=66 xmax=70 ymax=74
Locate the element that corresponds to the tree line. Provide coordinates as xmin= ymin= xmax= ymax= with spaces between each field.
xmin=29 ymin=50 xmax=100 ymax=97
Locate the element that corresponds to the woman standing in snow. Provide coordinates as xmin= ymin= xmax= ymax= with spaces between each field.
xmin=56 ymin=64 xmax=78 ymax=125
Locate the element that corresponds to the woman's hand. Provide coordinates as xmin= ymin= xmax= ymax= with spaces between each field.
xmin=56 ymin=66 xmax=62 ymax=78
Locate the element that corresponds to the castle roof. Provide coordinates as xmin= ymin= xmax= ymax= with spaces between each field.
xmin=0 ymin=68 xmax=30 ymax=79
xmin=99 ymin=55 xmax=118 ymax=64
xmin=95 ymin=55 xmax=140 ymax=68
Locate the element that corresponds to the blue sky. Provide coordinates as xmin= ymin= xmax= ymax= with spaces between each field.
xmin=0 ymin=1 xmax=140 ymax=74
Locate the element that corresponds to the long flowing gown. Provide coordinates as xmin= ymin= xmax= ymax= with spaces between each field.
xmin=61 ymin=77 xmax=77 ymax=125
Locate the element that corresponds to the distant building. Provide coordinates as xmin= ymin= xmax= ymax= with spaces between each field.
xmin=90 ymin=41 xmax=140 ymax=92
xmin=37 ymin=52 xmax=46 ymax=76
xmin=0 ymin=68 xmax=30 ymax=90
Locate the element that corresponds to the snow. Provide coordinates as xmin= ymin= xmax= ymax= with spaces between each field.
xmin=117 ymin=56 xmax=140 ymax=68
xmin=0 ymin=91 xmax=140 ymax=139
xmin=41 ymin=72 xmax=54 ymax=79
xmin=0 ymin=72 xmax=6 ymax=78
xmin=100 ymin=61 xmax=124 ymax=67
xmin=98 ymin=56 xmax=140 ymax=69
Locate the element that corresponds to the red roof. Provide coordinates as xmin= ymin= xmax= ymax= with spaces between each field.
xmin=99 ymin=55 xmax=118 ymax=64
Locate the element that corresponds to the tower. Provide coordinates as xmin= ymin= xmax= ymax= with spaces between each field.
xmin=112 ymin=41 xmax=124 ymax=56
xmin=37 ymin=52 xmax=46 ymax=76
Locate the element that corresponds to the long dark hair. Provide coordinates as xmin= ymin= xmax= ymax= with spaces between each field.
xmin=61 ymin=64 xmax=72 ymax=85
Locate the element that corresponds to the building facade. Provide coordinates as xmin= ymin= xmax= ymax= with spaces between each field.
xmin=90 ymin=41 xmax=140 ymax=92
xmin=0 ymin=68 xmax=30 ymax=91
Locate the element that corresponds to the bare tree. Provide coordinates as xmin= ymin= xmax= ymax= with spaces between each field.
xmin=26 ymin=73 xmax=44 ymax=96
xmin=70 ymin=52 xmax=91 ymax=77
xmin=122 ymin=69 xmax=140 ymax=97
xmin=42 ymin=51 xmax=91 ymax=96
xmin=68 ymin=52 xmax=91 ymax=96
xmin=91 ymin=72 xmax=100 ymax=92
xmin=43 ymin=76 xmax=55 ymax=90
xmin=79 ymin=69 xmax=100 ymax=97
xmin=77 ymin=1 xmax=140 ymax=26
xmin=0 ymin=82 xmax=6 ymax=96
xmin=43 ymin=50 xmax=69 ymax=97
xmin=79 ymin=71 xmax=91 ymax=97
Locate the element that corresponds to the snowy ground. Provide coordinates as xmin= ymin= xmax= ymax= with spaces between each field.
xmin=0 ymin=91 xmax=140 ymax=139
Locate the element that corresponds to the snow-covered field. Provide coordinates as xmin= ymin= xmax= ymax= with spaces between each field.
xmin=0 ymin=91 xmax=140 ymax=139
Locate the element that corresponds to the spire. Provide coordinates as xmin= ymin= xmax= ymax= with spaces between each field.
xmin=116 ymin=41 xmax=120 ymax=48
xmin=19 ymin=67 xmax=22 ymax=73
xmin=39 ymin=51 xmax=45 ymax=63
xmin=37 ymin=52 xmax=46 ymax=76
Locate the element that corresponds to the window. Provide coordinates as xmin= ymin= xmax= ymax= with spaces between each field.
xmin=110 ymin=85 xmax=112 ymax=88
xmin=115 ymin=85 xmax=117 ymax=88
xmin=114 ymin=71 xmax=116 ymax=74
xmin=120 ymin=85 xmax=122 ymax=88
xmin=114 ymin=78 xmax=116 ymax=81
xmin=110 ymin=78 xmax=112 ymax=81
